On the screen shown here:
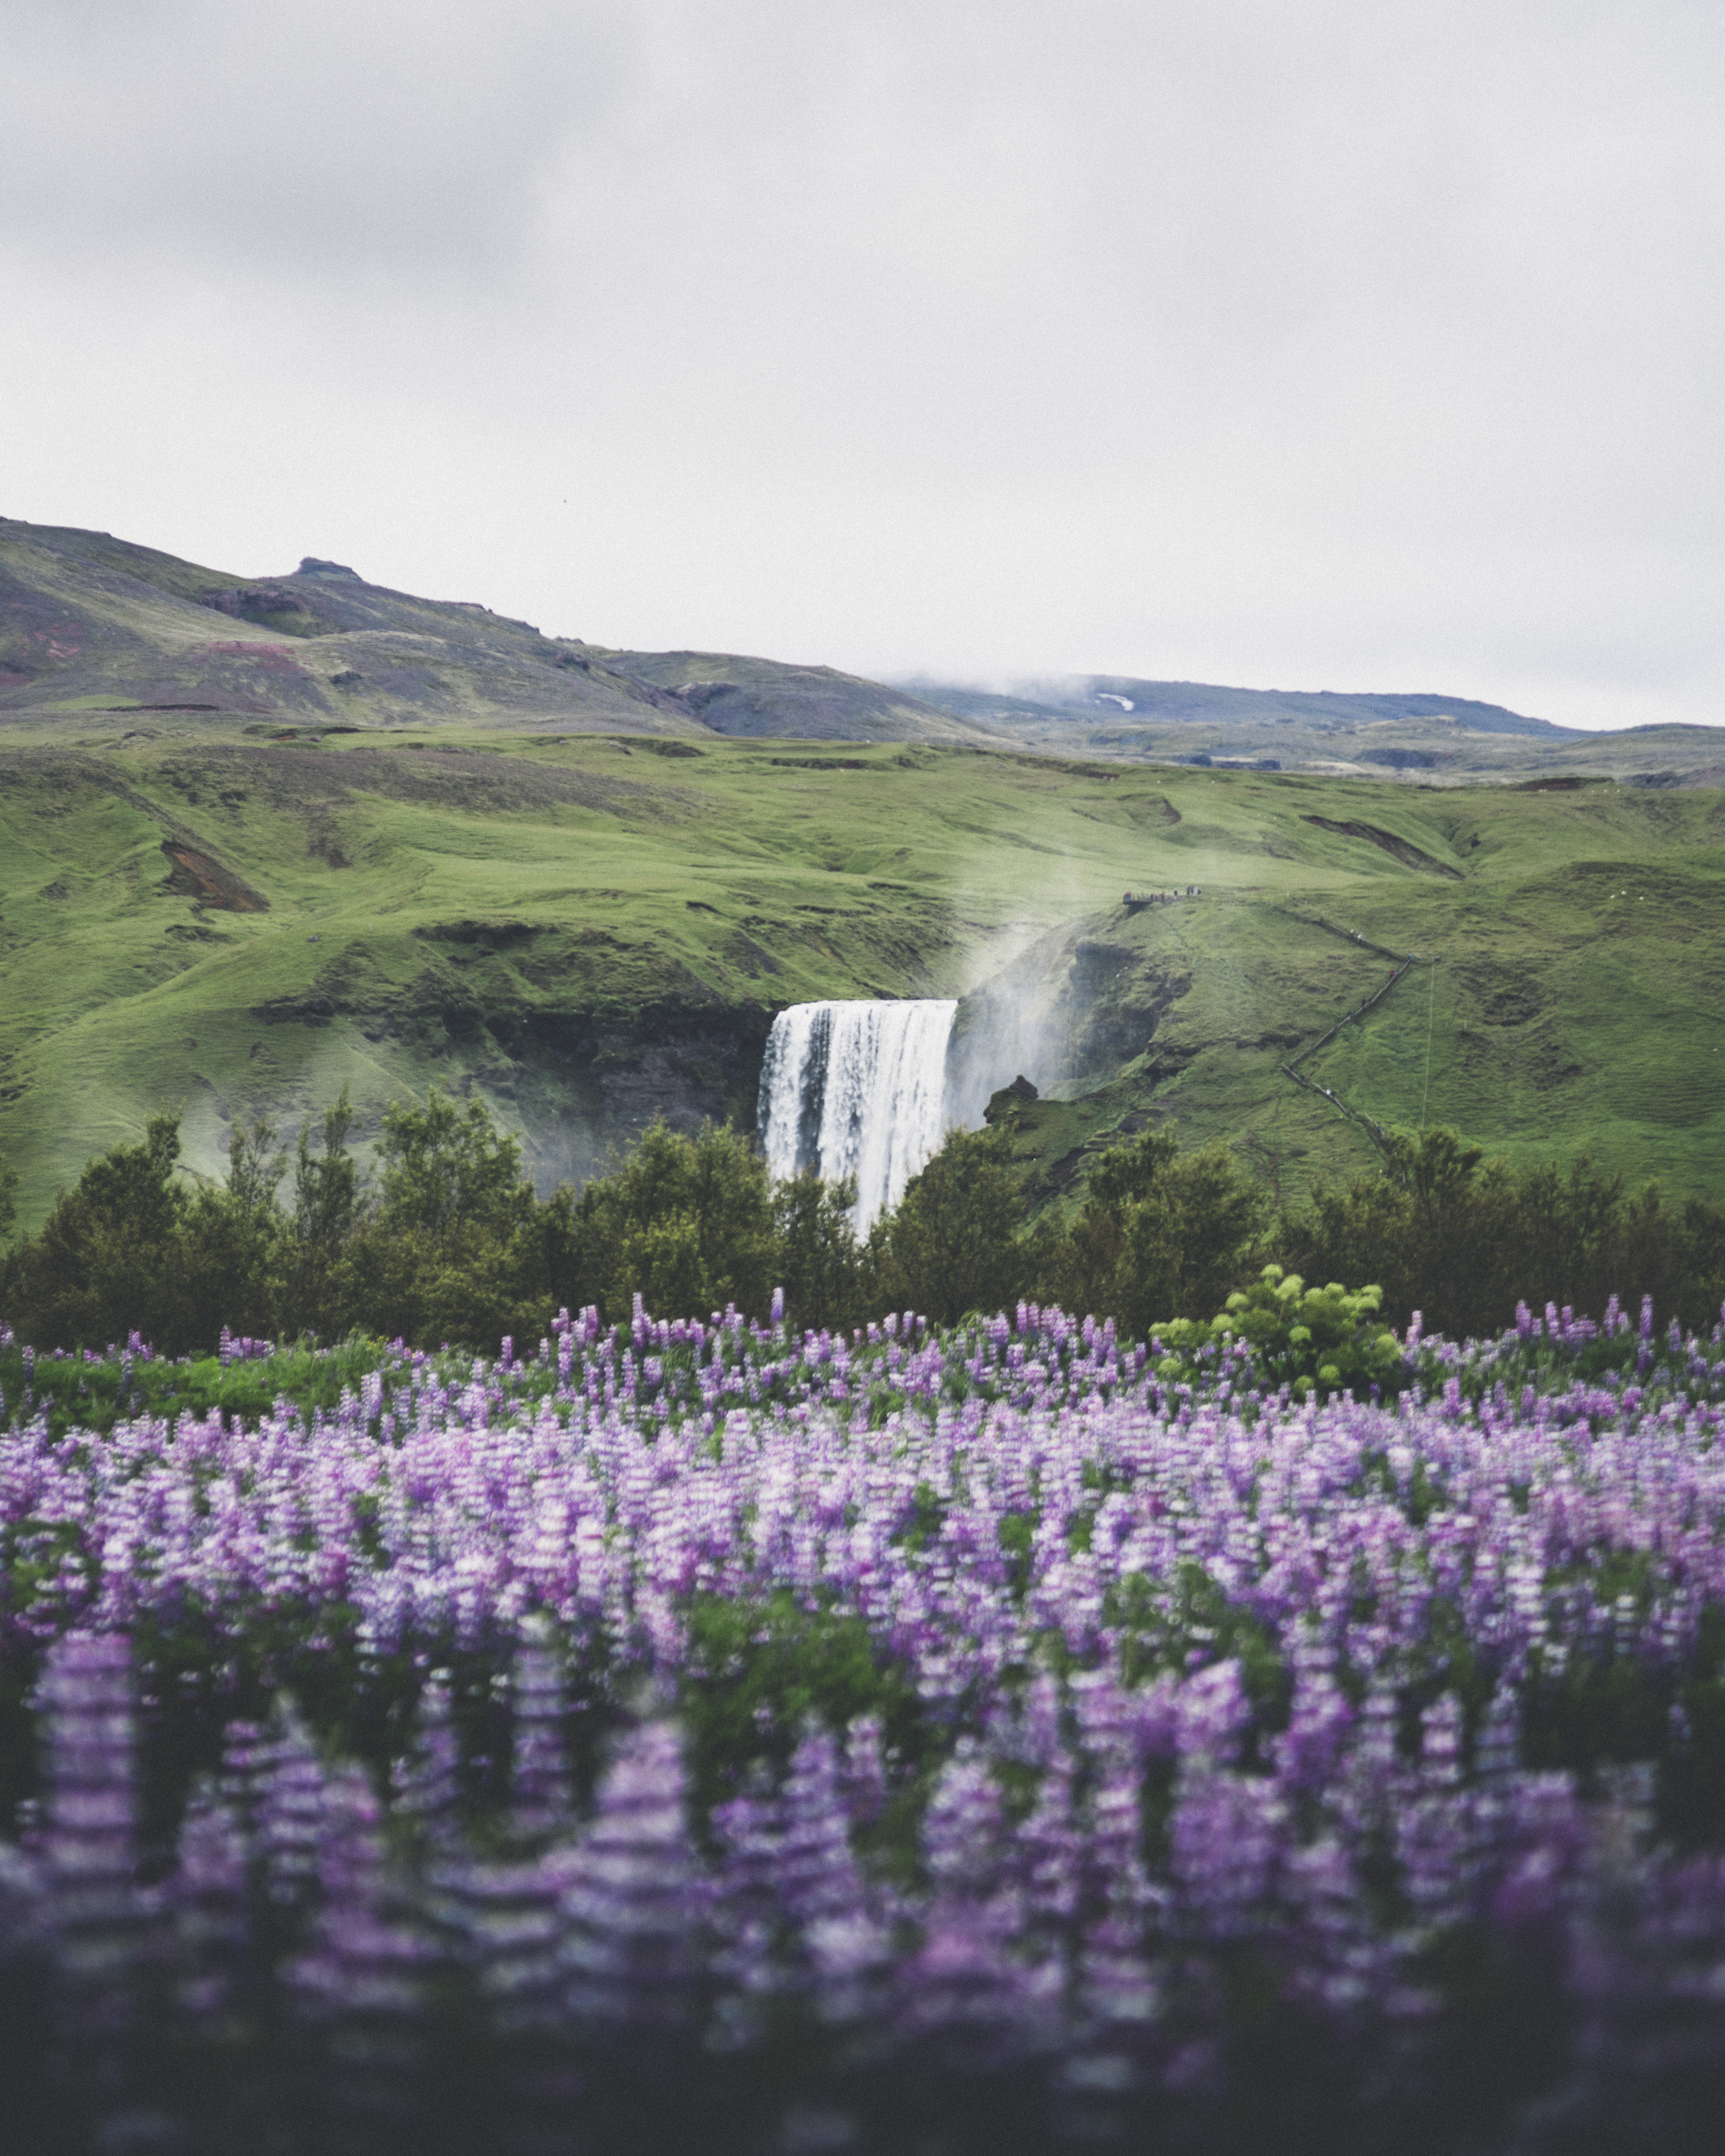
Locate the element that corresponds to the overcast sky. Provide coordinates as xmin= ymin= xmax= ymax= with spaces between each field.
xmin=3 ymin=1 xmax=1721 ymax=730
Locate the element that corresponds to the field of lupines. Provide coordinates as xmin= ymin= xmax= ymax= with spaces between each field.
xmin=3 ymin=1282 xmax=1725 ymax=2153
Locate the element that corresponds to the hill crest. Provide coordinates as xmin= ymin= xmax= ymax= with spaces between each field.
xmin=5 ymin=516 xmax=1724 ymax=782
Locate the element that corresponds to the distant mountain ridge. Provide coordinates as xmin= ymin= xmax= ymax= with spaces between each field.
xmin=4 ymin=516 xmax=1722 ymax=781
xmin=894 ymin=672 xmax=1725 ymax=782
xmin=898 ymin=674 xmax=1574 ymax=737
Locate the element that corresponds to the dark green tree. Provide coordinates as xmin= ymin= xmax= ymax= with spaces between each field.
xmin=373 ymin=1088 xmax=529 ymax=1240
xmin=872 ymin=1123 xmax=1026 ymax=1325
xmin=340 ymin=1087 xmax=545 ymax=1349
xmin=1034 ymin=1124 xmax=1269 ymax=1335
xmin=772 ymin=1169 xmax=868 ymax=1333
xmin=0 ymin=1112 xmax=194 ymax=1351
xmin=279 ymin=1090 xmax=366 ymax=1340
xmin=1278 ymin=1126 xmax=1725 ymax=1339
xmin=569 ymin=1119 xmax=777 ymax=1325
xmin=1039 ymin=1130 xmax=1268 ymax=1328
xmin=182 ymin=1115 xmax=286 ymax=1343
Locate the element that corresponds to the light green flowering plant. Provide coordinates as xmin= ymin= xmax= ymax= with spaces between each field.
xmin=1152 ymin=1264 xmax=1409 ymax=1403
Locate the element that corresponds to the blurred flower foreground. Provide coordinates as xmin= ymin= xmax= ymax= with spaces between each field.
xmin=3 ymin=1291 xmax=1725 ymax=2153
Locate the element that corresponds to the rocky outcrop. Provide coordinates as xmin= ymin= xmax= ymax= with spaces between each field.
xmin=198 ymin=585 xmax=321 ymax=635
xmin=250 ymin=944 xmax=775 ymax=1192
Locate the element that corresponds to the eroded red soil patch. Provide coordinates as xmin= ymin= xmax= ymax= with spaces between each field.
xmin=159 ymin=842 xmax=270 ymax=912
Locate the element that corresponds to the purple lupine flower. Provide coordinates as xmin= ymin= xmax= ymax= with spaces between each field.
xmin=840 ymin=1716 xmax=887 ymax=1831
xmin=717 ymin=1729 xmax=897 ymax=2032
xmin=1281 ymin=1834 xmax=1382 ymax=2017
xmin=776 ymin=1730 xmax=873 ymax=1934
xmin=894 ymin=1892 xmax=1061 ymax=2072
xmin=251 ymin=1707 xmax=328 ymax=1909
xmin=1018 ymin=1755 xmax=1084 ymax=1942
xmin=924 ymin=1746 xmax=1010 ymax=1900
xmin=558 ymin=1721 xmax=708 ymax=2031
xmin=511 ymin=1624 xmax=570 ymax=1840
xmin=39 ymin=1630 xmax=142 ymax=2098
xmin=1172 ymin=1659 xmax=1251 ymax=1770
xmin=0 ymin=1837 xmax=42 ymax=1968
xmin=288 ymin=1766 xmax=433 ymax=2146
xmin=218 ymin=1718 xmax=267 ymax=1829
xmin=1277 ymin=1640 xmax=1353 ymax=1799
xmin=1563 ymin=1807 xmax=1725 ymax=2121
xmin=1168 ymin=1764 xmax=1285 ymax=1946
xmin=168 ymin=1782 xmax=250 ymax=2036
xmin=438 ymin=1851 xmax=569 ymax=2035
xmin=1398 ymin=1695 xmax=1469 ymax=1930
xmin=1057 ymin=1914 xmax=1166 ymax=2144
xmin=1492 ymin=1772 xmax=1585 ymax=1930
xmin=711 ymin=1778 xmax=785 ymax=2025
xmin=1083 ymin=1760 xmax=1156 ymax=1932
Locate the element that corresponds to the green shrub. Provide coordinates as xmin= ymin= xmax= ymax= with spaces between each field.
xmin=1151 ymin=1263 xmax=1407 ymax=1403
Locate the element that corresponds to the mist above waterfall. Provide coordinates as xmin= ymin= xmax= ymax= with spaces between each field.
xmin=759 ymin=1000 xmax=956 ymax=1228
xmin=943 ymin=915 xmax=1079 ymax=1126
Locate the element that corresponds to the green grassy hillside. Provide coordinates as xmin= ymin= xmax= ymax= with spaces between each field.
xmin=2 ymin=721 xmax=1721 ymax=1229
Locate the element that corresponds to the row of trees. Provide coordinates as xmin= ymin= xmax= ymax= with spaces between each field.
xmin=2 ymin=1090 xmax=1722 ymax=1356
xmin=1278 ymin=1126 xmax=1725 ymax=1342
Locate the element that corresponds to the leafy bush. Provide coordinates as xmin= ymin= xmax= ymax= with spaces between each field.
xmin=1149 ymin=1262 xmax=1408 ymax=1402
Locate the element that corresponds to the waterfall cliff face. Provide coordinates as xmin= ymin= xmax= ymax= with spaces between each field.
xmin=759 ymin=999 xmax=957 ymax=1228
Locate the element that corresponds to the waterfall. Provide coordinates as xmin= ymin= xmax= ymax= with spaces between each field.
xmin=759 ymin=999 xmax=957 ymax=1228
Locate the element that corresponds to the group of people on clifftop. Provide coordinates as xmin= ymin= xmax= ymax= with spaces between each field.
xmin=1123 ymin=886 xmax=1201 ymax=906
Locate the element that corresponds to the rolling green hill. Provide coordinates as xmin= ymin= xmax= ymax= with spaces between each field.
xmin=2 ymin=713 xmax=1721 ymax=1231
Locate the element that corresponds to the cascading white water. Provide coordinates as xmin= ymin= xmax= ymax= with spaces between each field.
xmin=759 ymin=999 xmax=957 ymax=1228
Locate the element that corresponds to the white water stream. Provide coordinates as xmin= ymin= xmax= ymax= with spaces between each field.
xmin=758 ymin=999 xmax=957 ymax=1228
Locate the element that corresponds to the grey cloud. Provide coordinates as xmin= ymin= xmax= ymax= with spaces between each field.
xmin=1 ymin=0 xmax=1722 ymax=729
xmin=0 ymin=0 xmax=631 ymax=271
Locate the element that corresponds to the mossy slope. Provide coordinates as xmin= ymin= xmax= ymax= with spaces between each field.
xmin=3 ymin=733 xmax=1721 ymax=1226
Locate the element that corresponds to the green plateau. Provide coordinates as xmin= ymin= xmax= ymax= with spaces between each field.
xmin=2 ymin=516 xmax=1723 ymax=1229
